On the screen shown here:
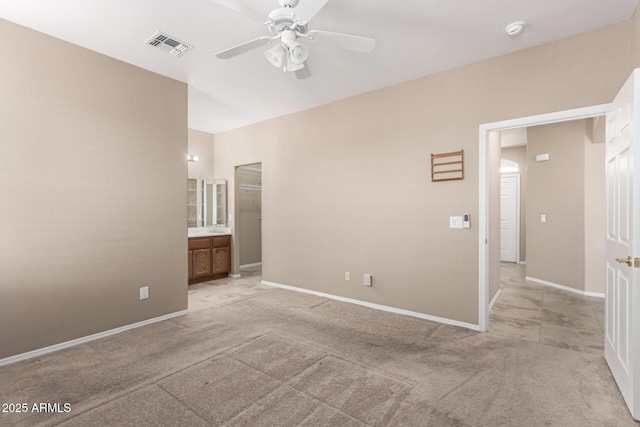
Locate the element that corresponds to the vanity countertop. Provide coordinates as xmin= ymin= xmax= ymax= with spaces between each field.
xmin=188 ymin=227 xmax=232 ymax=238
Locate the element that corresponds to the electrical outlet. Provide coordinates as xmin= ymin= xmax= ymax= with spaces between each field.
xmin=140 ymin=286 xmax=149 ymax=300
xmin=345 ymin=272 xmax=350 ymax=281
xmin=364 ymin=274 xmax=372 ymax=287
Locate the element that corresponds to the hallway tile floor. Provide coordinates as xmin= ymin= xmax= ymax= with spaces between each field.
xmin=489 ymin=262 xmax=605 ymax=355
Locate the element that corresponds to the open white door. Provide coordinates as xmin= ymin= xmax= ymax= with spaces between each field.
xmin=605 ymin=69 xmax=640 ymax=420
xmin=500 ymin=175 xmax=519 ymax=263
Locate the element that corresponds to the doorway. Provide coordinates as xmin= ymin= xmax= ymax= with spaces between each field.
xmin=478 ymin=104 xmax=609 ymax=331
xmin=236 ymin=163 xmax=262 ymax=273
xmin=488 ymin=117 xmax=609 ymax=354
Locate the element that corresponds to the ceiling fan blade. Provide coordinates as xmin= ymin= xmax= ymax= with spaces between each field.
xmin=210 ymin=0 xmax=270 ymax=23
xmin=215 ymin=36 xmax=272 ymax=59
xmin=295 ymin=61 xmax=312 ymax=80
xmin=294 ymin=0 xmax=329 ymax=22
xmin=309 ymin=30 xmax=376 ymax=53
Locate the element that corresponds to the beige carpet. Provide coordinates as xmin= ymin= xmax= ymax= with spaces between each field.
xmin=0 ymin=269 xmax=637 ymax=426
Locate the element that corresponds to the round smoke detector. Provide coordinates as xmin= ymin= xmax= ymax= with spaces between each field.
xmin=505 ymin=21 xmax=526 ymax=36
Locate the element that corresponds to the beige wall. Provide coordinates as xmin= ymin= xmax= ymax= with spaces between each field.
xmin=501 ymin=146 xmax=528 ymax=262
xmin=526 ymin=119 xmax=606 ymax=294
xmin=237 ymin=165 xmax=263 ymax=266
xmin=0 ymin=19 xmax=188 ymax=359
xmin=526 ymin=121 xmax=587 ymax=290
xmin=188 ymin=129 xmax=215 ymax=180
xmin=215 ymin=22 xmax=631 ymax=325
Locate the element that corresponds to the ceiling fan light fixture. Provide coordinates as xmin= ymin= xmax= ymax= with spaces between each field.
xmin=284 ymin=55 xmax=305 ymax=72
xmin=288 ymin=42 xmax=309 ymax=64
xmin=265 ymin=44 xmax=286 ymax=68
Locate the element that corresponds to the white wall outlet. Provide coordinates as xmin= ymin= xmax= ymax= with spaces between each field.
xmin=540 ymin=214 xmax=547 ymax=223
xmin=140 ymin=286 xmax=149 ymax=300
xmin=450 ymin=216 xmax=463 ymax=229
xmin=536 ymin=153 xmax=550 ymax=162
xmin=345 ymin=272 xmax=350 ymax=281
xmin=364 ymin=274 xmax=372 ymax=287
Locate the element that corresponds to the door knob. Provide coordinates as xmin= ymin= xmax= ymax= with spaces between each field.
xmin=616 ymin=256 xmax=633 ymax=266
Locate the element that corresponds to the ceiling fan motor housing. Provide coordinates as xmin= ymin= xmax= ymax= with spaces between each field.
xmin=268 ymin=6 xmax=309 ymax=36
xmin=269 ymin=8 xmax=297 ymax=34
xmin=279 ymin=0 xmax=299 ymax=7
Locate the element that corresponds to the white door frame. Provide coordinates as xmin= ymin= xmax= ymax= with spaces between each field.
xmin=478 ymin=104 xmax=609 ymax=331
xmin=500 ymin=173 xmax=520 ymax=264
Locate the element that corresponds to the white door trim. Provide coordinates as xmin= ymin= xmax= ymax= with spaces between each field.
xmin=500 ymin=173 xmax=520 ymax=263
xmin=478 ymin=104 xmax=609 ymax=331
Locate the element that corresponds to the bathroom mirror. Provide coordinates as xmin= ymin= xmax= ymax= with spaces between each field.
xmin=202 ymin=179 xmax=227 ymax=227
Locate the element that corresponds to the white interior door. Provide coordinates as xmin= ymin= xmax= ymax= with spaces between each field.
xmin=605 ymin=69 xmax=640 ymax=420
xmin=500 ymin=175 xmax=519 ymax=263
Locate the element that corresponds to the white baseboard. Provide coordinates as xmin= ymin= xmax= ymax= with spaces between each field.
xmin=489 ymin=288 xmax=502 ymax=311
xmin=228 ymin=273 xmax=241 ymax=278
xmin=525 ymin=276 xmax=605 ymax=298
xmin=517 ymin=261 xmax=527 ymax=265
xmin=0 ymin=309 xmax=188 ymax=367
xmin=261 ymin=280 xmax=480 ymax=331
xmin=240 ymin=262 xmax=262 ymax=269
xmin=583 ymin=290 xmax=605 ymax=298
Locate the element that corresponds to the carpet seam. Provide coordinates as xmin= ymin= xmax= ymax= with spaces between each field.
xmin=156 ymin=383 xmax=217 ymax=425
xmin=221 ymin=382 xmax=369 ymax=427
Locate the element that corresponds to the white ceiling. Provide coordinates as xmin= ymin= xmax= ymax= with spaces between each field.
xmin=1 ymin=0 xmax=638 ymax=134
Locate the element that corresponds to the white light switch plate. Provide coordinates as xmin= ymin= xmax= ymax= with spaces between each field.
xmin=450 ymin=216 xmax=463 ymax=229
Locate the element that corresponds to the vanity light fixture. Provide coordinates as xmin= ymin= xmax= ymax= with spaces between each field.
xmin=187 ymin=154 xmax=199 ymax=162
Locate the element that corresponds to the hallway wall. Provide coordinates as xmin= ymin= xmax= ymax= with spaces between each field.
xmin=526 ymin=119 xmax=605 ymax=294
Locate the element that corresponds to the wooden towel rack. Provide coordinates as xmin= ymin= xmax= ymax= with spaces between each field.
xmin=431 ymin=149 xmax=464 ymax=182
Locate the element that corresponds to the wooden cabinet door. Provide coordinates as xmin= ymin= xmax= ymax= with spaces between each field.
xmin=212 ymin=247 xmax=230 ymax=274
xmin=192 ymin=248 xmax=212 ymax=278
xmin=188 ymin=250 xmax=193 ymax=279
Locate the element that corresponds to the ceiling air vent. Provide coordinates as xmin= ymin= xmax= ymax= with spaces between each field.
xmin=145 ymin=31 xmax=193 ymax=57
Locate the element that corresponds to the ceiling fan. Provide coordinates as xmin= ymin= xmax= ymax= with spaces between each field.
xmin=212 ymin=0 xmax=376 ymax=78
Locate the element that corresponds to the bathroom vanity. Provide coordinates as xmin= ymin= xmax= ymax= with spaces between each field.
xmin=187 ymin=178 xmax=230 ymax=284
xmin=188 ymin=232 xmax=231 ymax=284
